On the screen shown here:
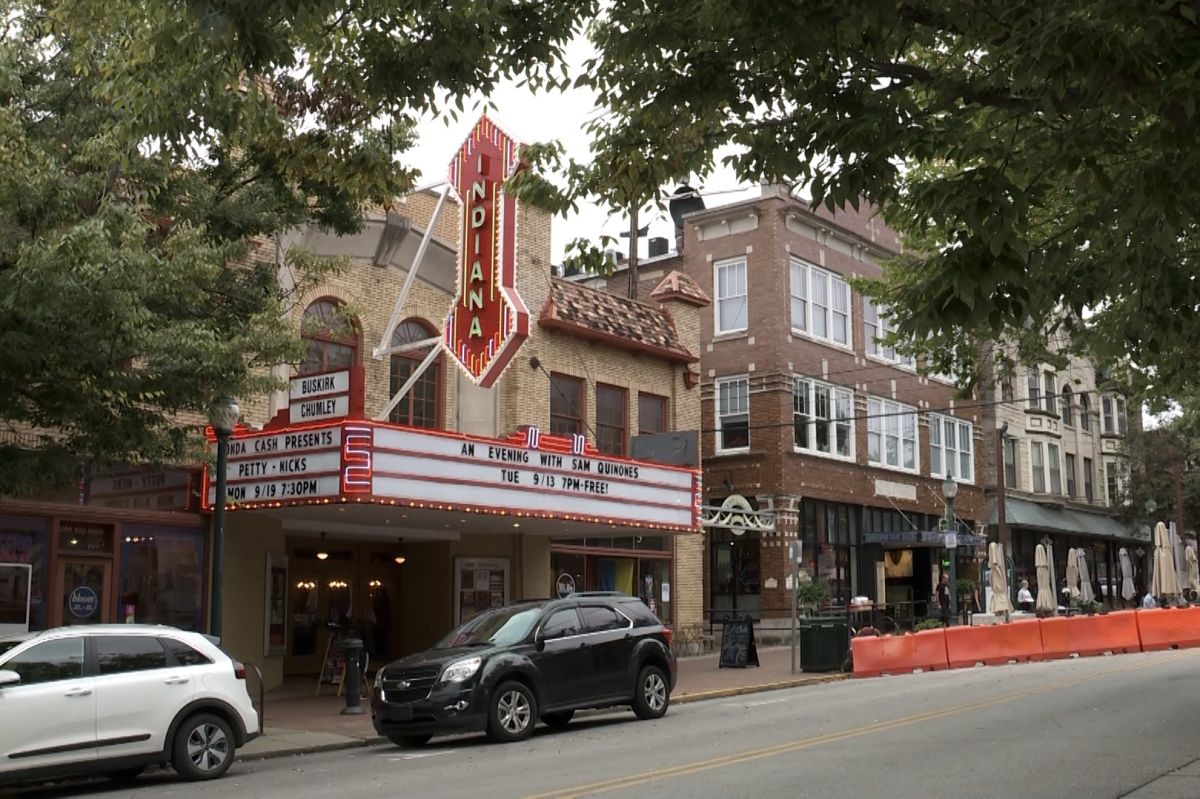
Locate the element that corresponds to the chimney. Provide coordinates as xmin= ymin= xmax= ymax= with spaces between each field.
xmin=648 ymin=237 xmax=669 ymax=257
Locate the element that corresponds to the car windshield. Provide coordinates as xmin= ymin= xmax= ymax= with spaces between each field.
xmin=435 ymin=605 xmax=542 ymax=649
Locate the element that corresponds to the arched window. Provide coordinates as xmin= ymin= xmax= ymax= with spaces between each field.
xmin=300 ymin=299 xmax=359 ymax=375
xmin=1061 ymin=385 xmax=1073 ymax=427
xmin=1079 ymin=393 xmax=1091 ymax=432
xmin=388 ymin=319 xmax=441 ymax=428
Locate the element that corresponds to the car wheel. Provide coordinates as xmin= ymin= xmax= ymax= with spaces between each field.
xmin=104 ymin=766 xmax=146 ymax=783
xmin=172 ymin=713 xmax=235 ymax=781
xmin=541 ymin=710 xmax=574 ymax=729
xmin=486 ymin=681 xmax=537 ymax=743
xmin=388 ymin=734 xmax=432 ymax=748
xmin=632 ymin=664 xmax=670 ymax=720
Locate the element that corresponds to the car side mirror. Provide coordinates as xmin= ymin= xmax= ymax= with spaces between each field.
xmin=534 ymin=634 xmax=546 ymax=652
xmin=0 ymin=670 xmax=20 ymax=688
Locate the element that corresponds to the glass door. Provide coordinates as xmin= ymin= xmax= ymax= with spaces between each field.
xmin=58 ymin=559 xmax=111 ymax=625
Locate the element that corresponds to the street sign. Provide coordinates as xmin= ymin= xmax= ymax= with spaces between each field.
xmin=789 ymin=540 xmax=803 ymax=564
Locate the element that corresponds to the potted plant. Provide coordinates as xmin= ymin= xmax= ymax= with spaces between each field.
xmin=795 ymin=577 xmax=830 ymax=615
xmin=956 ymin=578 xmax=977 ymax=611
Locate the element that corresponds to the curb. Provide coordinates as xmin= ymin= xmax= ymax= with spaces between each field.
xmin=241 ymin=737 xmax=386 ymax=762
xmin=674 ymin=672 xmax=850 ymax=704
xmin=244 ymin=673 xmax=850 ymax=761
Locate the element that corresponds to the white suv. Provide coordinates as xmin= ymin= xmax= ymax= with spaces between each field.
xmin=0 ymin=625 xmax=258 ymax=787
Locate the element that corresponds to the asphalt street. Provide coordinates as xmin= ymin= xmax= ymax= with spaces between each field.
xmin=7 ymin=649 xmax=1200 ymax=799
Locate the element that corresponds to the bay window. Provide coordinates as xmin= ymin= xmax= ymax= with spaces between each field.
xmin=867 ymin=397 xmax=917 ymax=471
xmin=716 ymin=376 xmax=750 ymax=452
xmin=789 ymin=258 xmax=850 ymax=347
xmin=929 ymin=414 xmax=974 ymax=483
xmin=794 ymin=377 xmax=854 ymax=459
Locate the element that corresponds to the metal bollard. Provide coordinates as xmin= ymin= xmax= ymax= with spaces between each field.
xmin=340 ymin=638 xmax=365 ymax=715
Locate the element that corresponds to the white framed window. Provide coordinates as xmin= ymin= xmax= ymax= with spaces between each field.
xmin=1030 ymin=441 xmax=1046 ymax=493
xmin=789 ymin=257 xmax=850 ymax=347
xmin=929 ymin=414 xmax=974 ymax=483
xmin=1105 ymin=460 xmax=1130 ymax=506
xmin=1102 ymin=395 xmax=1128 ymax=435
xmin=714 ymin=259 xmax=748 ymax=334
xmin=863 ymin=302 xmax=913 ymax=367
xmin=1026 ymin=368 xmax=1041 ymax=409
xmin=1048 ymin=442 xmax=1062 ymax=495
xmin=715 ymin=376 xmax=750 ymax=452
xmin=867 ymin=397 xmax=918 ymax=472
xmin=794 ymin=376 xmax=854 ymax=459
xmin=789 ymin=260 xmax=807 ymax=333
xmin=1042 ymin=371 xmax=1056 ymax=414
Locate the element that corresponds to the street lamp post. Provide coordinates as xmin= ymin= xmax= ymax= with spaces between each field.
xmin=208 ymin=396 xmax=240 ymax=640
xmin=942 ymin=470 xmax=959 ymax=620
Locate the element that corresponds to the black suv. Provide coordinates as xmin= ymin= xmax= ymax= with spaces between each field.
xmin=371 ymin=593 xmax=676 ymax=746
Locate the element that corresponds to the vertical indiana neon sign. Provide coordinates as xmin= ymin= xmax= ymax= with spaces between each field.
xmin=443 ymin=115 xmax=530 ymax=388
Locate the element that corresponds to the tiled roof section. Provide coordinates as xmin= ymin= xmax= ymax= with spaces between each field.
xmin=650 ymin=270 xmax=711 ymax=306
xmin=540 ymin=279 xmax=697 ymax=364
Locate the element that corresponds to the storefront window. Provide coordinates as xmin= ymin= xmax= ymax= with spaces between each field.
xmin=118 ymin=524 xmax=205 ymax=630
xmin=59 ymin=521 xmax=111 ymax=554
xmin=550 ymin=548 xmax=674 ymax=623
xmin=0 ymin=516 xmax=49 ymax=631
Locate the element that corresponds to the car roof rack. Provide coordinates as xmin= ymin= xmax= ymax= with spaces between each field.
xmin=570 ymin=591 xmax=625 ymax=598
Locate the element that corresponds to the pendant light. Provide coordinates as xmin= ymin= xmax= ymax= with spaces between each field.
xmin=316 ymin=532 xmax=329 ymax=561
xmin=394 ymin=537 xmax=406 ymax=566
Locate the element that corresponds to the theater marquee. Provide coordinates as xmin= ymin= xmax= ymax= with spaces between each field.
xmin=203 ymin=421 xmax=701 ymax=533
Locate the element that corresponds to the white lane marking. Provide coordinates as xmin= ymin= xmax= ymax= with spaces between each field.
xmin=389 ymin=750 xmax=454 ymax=761
xmin=721 ymin=696 xmax=794 ymax=708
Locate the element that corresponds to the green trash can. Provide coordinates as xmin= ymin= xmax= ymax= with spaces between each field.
xmin=798 ymin=616 xmax=850 ymax=672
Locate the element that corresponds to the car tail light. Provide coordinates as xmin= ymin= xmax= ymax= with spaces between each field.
xmin=233 ymin=661 xmax=247 ymax=680
xmin=662 ymin=627 xmax=673 ymax=648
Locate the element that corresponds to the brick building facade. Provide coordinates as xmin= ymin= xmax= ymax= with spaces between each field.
xmin=670 ymin=185 xmax=986 ymax=630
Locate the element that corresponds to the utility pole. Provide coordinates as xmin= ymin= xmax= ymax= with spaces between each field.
xmin=1174 ymin=441 xmax=1186 ymax=542
xmin=996 ymin=423 xmax=1010 ymax=552
xmin=627 ymin=205 xmax=639 ymax=299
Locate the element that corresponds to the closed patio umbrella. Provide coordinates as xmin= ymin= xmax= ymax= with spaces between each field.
xmin=1045 ymin=542 xmax=1058 ymax=608
xmin=1077 ymin=549 xmax=1095 ymax=606
xmin=1186 ymin=546 xmax=1200 ymax=596
xmin=1065 ymin=547 xmax=1081 ymax=603
xmin=1119 ymin=548 xmax=1136 ymax=602
xmin=1035 ymin=544 xmax=1055 ymax=613
xmin=1152 ymin=521 xmax=1182 ymax=600
xmin=989 ymin=542 xmax=1013 ymax=615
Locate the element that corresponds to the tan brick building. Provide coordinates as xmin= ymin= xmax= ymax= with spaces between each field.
xmin=663 ymin=185 xmax=987 ymax=632
xmin=201 ymin=176 xmax=706 ymax=687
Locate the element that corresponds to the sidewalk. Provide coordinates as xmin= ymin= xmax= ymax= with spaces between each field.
xmin=241 ymin=645 xmax=846 ymax=760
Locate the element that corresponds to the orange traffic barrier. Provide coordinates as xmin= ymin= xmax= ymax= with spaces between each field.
xmin=1039 ymin=611 xmax=1141 ymax=659
xmin=1135 ymin=606 xmax=1200 ymax=651
xmin=851 ymin=628 xmax=949 ymax=678
xmin=944 ymin=619 xmax=1044 ymax=669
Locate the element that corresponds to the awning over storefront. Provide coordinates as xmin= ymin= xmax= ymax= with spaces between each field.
xmin=987 ymin=497 xmax=1147 ymax=542
xmin=862 ymin=530 xmax=987 ymax=548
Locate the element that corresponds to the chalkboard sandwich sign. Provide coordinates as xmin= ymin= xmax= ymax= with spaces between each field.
xmin=719 ymin=616 xmax=760 ymax=668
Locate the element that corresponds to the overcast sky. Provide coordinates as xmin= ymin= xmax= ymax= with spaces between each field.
xmin=402 ymin=38 xmax=758 ymax=264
